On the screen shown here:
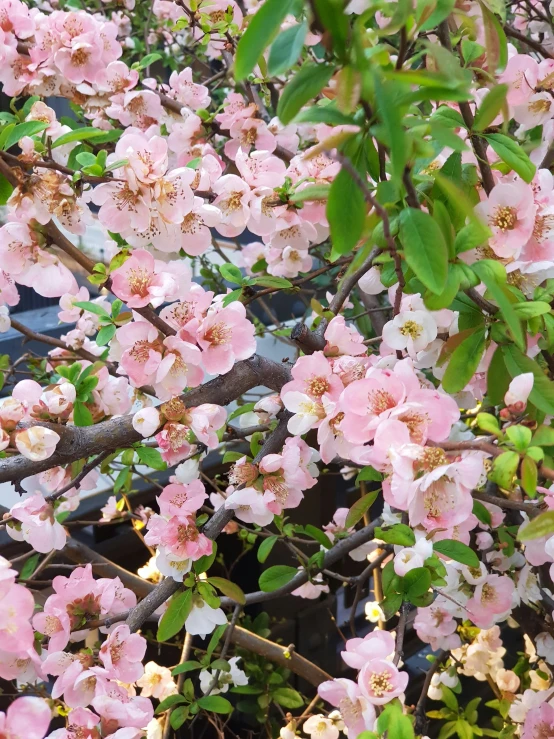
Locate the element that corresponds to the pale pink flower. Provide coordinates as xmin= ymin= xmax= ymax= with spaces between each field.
xmin=173 ymin=197 xmax=221 ymax=256
xmin=154 ymin=336 xmax=203 ymax=400
xmin=55 ymin=34 xmax=104 ymax=84
xmin=281 ymin=352 xmax=344 ymax=403
xmin=100 ymin=496 xmax=121 ymax=522
xmin=504 ymin=372 xmax=534 ymax=413
xmin=15 ymin=426 xmax=60 ymax=461
xmin=169 ymin=67 xmax=210 ymax=110
xmin=341 ymin=630 xmax=395 ymax=670
xmin=132 ymin=407 xmax=161 ymax=437
xmin=225 ymin=118 xmax=276 ymax=159
xmin=292 ymin=570 xmax=329 ymax=599
xmin=475 ymin=180 xmax=536 ymax=259
xmin=8 ymin=493 xmax=67 ymax=553
xmin=414 ymin=601 xmax=462 ymax=651
xmin=145 ymin=514 xmax=212 ymax=560
xmin=0 ymin=582 xmax=35 ymax=653
xmin=303 ymin=715 xmax=339 ymax=739
xmin=111 ymin=250 xmax=165 ymax=309
xmin=158 ymin=480 xmax=207 ymax=517
xmin=522 ymin=702 xmax=554 ymax=739
xmin=115 ymin=132 xmax=168 ymax=186
xmin=212 ymin=174 xmax=252 ymax=238
xmin=224 ymin=486 xmax=276 ymax=526
xmin=186 ymin=404 xmax=227 ymax=448
xmin=92 ymin=681 xmax=153 ymax=729
xmin=215 ymin=92 xmax=257 ymax=129
xmin=99 ymin=624 xmax=147 ymax=683
xmin=267 ymin=244 xmax=312 ymax=278
xmin=465 ymin=574 xmax=515 ymax=629
xmin=95 ymin=60 xmax=138 ymax=93
xmin=197 ymin=302 xmax=256 ymax=375
xmin=91 ymin=180 xmax=151 ymax=234
xmin=116 ymin=321 xmax=163 ymax=387
xmin=156 ymin=422 xmax=192 ymax=465
xmin=340 ymin=370 xmax=407 ymax=444
xmin=137 ymin=661 xmax=178 ymax=700
xmin=236 ymin=148 xmax=286 ymax=188
xmin=324 ymin=316 xmax=366 ymax=356
xmin=0 ymin=697 xmax=51 ymax=739
xmin=500 ymin=54 xmax=539 ymax=105
xmin=318 ymin=679 xmax=377 ymax=737
xmin=358 ymin=659 xmax=409 ymax=705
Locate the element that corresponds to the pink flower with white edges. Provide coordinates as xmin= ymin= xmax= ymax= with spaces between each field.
xmin=95 ymin=60 xmax=138 ymax=93
xmin=8 ymin=493 xmax=67 ymax=553
xmin=224 ymin=486 xmax=276 ymax=526
xmin=267 ymin=244 xmax=313 ymax=278
xmin=115 ymin=321 xmax=163 ymax=388
xmin=248 ymin=187 xmax=287 ymax=236
xmin=340 ymin=369 xmax=407 ymax=444
xmin=358 ymin=659 xmax=409 ymax=705
xmin=414 ymin=600 xmax=462 ymax=651
xmin=236 ymin=148 xmax=287 ymax=188
xmin=91 ymin=180 xmax=151 ymax=234
xmin=475 ymin=180 xmax=536 ymax=258
xmin=212 ymin=174 xmax=252 ymax=238
xmin=54 ymin=34 xmax=104 ymax=84
xmin=465 ymin=574 xmax=515 ymax=628
xmin=169 ymin=67 xmax=210 ymax=110
xmin=115 ymin=132 xmax=168 ymax=186
xmin=145 ymin=514 xmax=212 ymax=560
xmin=318 ymin=678 xmax=377 ymax=737
xmin=132 ymin=407 xmax=161 ymax=437
xmin=504 ymin=372 xmax=534 ymax=413
xmin=99 ymin=624 xmax=147 ymax=683
xmin=0 ymin=697 xmax=51 ymax=739
xmin=324 ymin=315 xmax=366 ymax=357
xmin=500 ymin=54 xmax=539 ymax=105
xmin=154 ymin=336 xmax=203 ymax=400
xmin=281 ymin=352 xmax=344 ymax=404
xmin=0 ymin=582 xmax=35 ymax=653
xmin=185 ymin=404 xmax=227 ymax=448
xmin=196 ymin=301 xmax=256 ymax=375
xmin=158 ymin=480 xmax=207 ymax=517
xmin=225 ymin=118 xmax=276 ymax=159
xmin=341 ymin=630 xmax=395 ymax=670
xmin=215 ymin=92 xmax=257 ymax=129
xmin=156 ymin=422 xmax=192 ymax=466
xmin=92 ymin=681 xmax=154 ymax=729
xmin=137 ymin=661 xmax=178 ymax=700
xmin=173 ymin=197 xmax=221 ymax=256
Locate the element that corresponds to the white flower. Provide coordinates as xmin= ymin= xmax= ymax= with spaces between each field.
xmin=174 ymin=457 xmax=201 ymax=483
xmin=394 ymin=547 xmax=424 ymax=577
xmin=382 ymin=310 xmax=438 ymax=355
xmin=495 ymin=668 xmax=520 ymax=693
xmin=303 ymin=715 xmax=340 ymax=739
xmin=137 ymin=661 xmax=178 ymax=700
xmin=365 ymin=601 xmax=384 ymax=623
xmin=132 ymin=407 xmax=161 ymax=438
xmin=358 ymin=266 xmax=385 ymax=295
xmin=185 ymin=599 xmax=227 ymax=639
xmin=146 ymin=718 xmax=164 ymax=739
xmin=0 ymin=306 xmax=10 ymax=333
xmin=461 ymin=562 xmax=488 ymax=585
xmin=536 ymin=632 xmax=554 ymax=664
xmin=15 ymin=426 xmax=60 ymax=461
xmin=282 ymin=391 xmax=323 ymax=435
xmin=155 ymin=547 xmax=191 ymax=582
xmin=199 ymin=658 xmax=247 ymax=695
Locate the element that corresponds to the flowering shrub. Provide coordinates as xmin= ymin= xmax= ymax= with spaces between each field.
xmin=3 ymin=0 xmax=554 ymax=737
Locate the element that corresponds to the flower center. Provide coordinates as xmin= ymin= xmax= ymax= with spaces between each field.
xmin=368 ymin=389 xmax=397 ymax=414
xmin=492 ymin=206 xmax=517 ymax=231
xmin=399 ymin=319 xmax=423 ymax=339
xmin=369 ymin=670 xmax=394 ymax=697
xmin=205 ymin=321 xmax=232 ymax=346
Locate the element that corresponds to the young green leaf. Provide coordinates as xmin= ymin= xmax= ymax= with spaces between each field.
xmin=327 ymin=166 xmax=366 ymax=257
xmin=51 ymin=127 xmax=107 ymax=149
xmin=258 ymin=565 xmax=298 ymax=592
xmin=374 ymin=524 xmax=416 ymax=546
xmin=171 ymin=661 xmax=203 ymax=676
xmin=207 ymin=577 xmax=246 ymax=604
xmin=197 ymin=695 xmax=233 ymax=713
xmin=277 ymin=63 xmax=335 ymax=125
xmin=73 ymin=400 xmax=93 ymax=427
xmin=219 ymin=263 xmax=243 ymax=285
xmin=267 ymin=21 xmax=308 ymax=77
xmin=433 ymin=539 xmax=480 ymax=567
xmin=136 ymin=446 xmax=166 ymax=470
xmin=345 ymin=491 xmax=379 ymax=529
xmin=157 ymin=589 xmax=193 ymax=642
xmin=483 ymin=133 xmax=536 ymax=182
xmin=399 ymin=208 xmax=449 ymax=295
xmin=3 ymin=121 xmax=48 ymax=150
xmin=518 ymin=510 xmax=554 ymax=541
xmin=234 ymin=0 xmax=296 ymax=80
xmin=257 ymin=535 xmax=278 ymax=563
xmin=472 ymin=260 xmax=525 ymax=351
xmin=272 ymin=688 xmax=304 ymax=708
xmin=442 ymin=327 xmax=486 ymax=393
xmin=472 ymin=84 xmax=508 ymax=131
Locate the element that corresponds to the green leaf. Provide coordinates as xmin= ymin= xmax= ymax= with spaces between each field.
xmin=486 ymin=345 xmax=510 ymax=405
xmin=228 ymin=402 xmax=256 ymax=422
xmin=249 ymin=276 xmax=293 ymax=288
xmin=171 ymin=660 xmax=203 ymax=676
xmin=473 ymin=84 xmax=508 ymax=131
xmin=375 ymin=523 xmax=416 ymax=546
xmin=289 ymin=184 xmax=331 ymax=203
xmin=222 ymin=289 xmax=242 ymax=307
xmin=472 ymin=260 xmax=525 ymax=351
xmin=73 ymin=301 xmax=110 ymax=317
xmin=193 ymin=543 xmax=218 ymax=575
xmin=137 ymin=52 xmax=163 ymax=69
xmin=419 ymin=0 xmax=456 ymax=30
xmin=345 ymin=491 xmax=379 ymax=529
xmin=277 ymin=62 xmax=335 ymax=125
xmin=519 ymin=510 xmax=554 ymax=540
xmin=207 ymin=577 xmax=246 ymax=604
xmin=258 ymin=565 xmax=298 ymax=592
xmin=502 ymin=343 xmax=554 ymax=416
xmin=157 ymin=589 xmax=193 ymax=641
xmin=506 ymin=424 xmax=532 ymax=451
xmin=136 ymin=446 xmax=166 ymax=470
xmin=155 ymin=695 xmax=189 ymax=714
xmin=373 ymin=73 xmax=408 ymax=183
xmin=73 ymin=400 xmax=93 ymax=427
xmin=96 ymin=324 xmax=116 ymax=347
xmin=235 ymin=0 xmax=296 ymax=80
xmin=356 ymin=466 xmax=384 ymax=483
xmin=479 ymin=0 xmax=508 ymax=73
xmin=257 ymin=535 xmax=278 ymax=563
xmin=3 ymin=121 xmax=48 ymax=150
xmin=51 ymin=127 xmax=108 ymax=149
xmin=454 ymin=220 xmax=489 ymax=254
xmin=521 ymin=456 xmax=538 ymax=497
xmin=219 ymin=263 xmax=244 ymax=285
xmin=304 ymin=524 xmax=333 ymax=549
xmin=442 ymin=685 xmax=459 ymax=711
xmin=399 ymin=208 xmax=448 ymax=295
xmin=403 ymin=566 xmax=431 ymax=598
xmin=170 ymin=706 xmax=190 ymax=730
xmin=197 ymin=695 xmax=233 ymax=713
xmin=433 ymin=539 xmax=479 ymax=567
xmin=489 ymin=450 xmax=520 ymax=489
xmin=327 ymin=164 xmax=366 ymax=257
xmin=20 ymin=553 xmax=40 ymax=580
xmin=267 ymin=21 xmax=308 ymax=76
xmin=0 ymin=172 xmax=13 ymax=205
xmin=512 ymin=301 xmax=551 ymax=319
xmin=293 ymin=106 xmax=357 ymax=126
xmin=272 ymin=688 xmax=304 ymax=709
xmin=483 ymin=133 xmax=536 ymax=182
xmin=442 ymin=327 xmax=486 ymax=393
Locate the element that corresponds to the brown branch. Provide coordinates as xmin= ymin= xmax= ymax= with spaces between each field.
xmin=393 ymin=602 xmax=410 ymax=666
xmin=0 ymin=355 xmax=292 ymax=484
xmin=414 ymin=650 xmax=448 ymax=735
xmin=504 ymin=24 xmax=554 ymax=58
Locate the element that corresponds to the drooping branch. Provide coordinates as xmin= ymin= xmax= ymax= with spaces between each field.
xmin=0 ymin=355 xmax=292 ymax=485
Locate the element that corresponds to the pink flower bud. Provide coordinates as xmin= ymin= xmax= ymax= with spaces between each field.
xmin=132 ymin=407 xmax=161 ymax=438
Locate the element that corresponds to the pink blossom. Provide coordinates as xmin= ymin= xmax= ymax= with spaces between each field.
xmin=157 ymin=480 xmax=207 ymax=517
xmin=15 ymin=426 xmax=60 ymax=461
xmin=54 ymin=34 xmax=103 ymax=84
xmin=414 ymin=601 xmax=462 ymax=651
xmin=324 ymin=316 xmax=366 ymax=356
xmin=212 ymin=174 xmax=252 ymax=237
xmin=475 ymin=180 xmax=536 ymax=259
xmin=173 ymin=197 xmax=221 ymax=256
xmin=522 ymin=702 xmax=554 ymax=739
xmin=358 ymin=659 xmax=409 ymax=705
xmin=504 ymin=372 xmax=534 ymax=413
xmin=236 ymin=148 xmax=286 ymax=188
xmin=292 ymin=570 xmax=329 ymax=599
xmin=341 ymin=630 xmax=395 ymax=670
xmin=281 ymin=352 xmax=344 ymax=404
xmin=145 ymin=514 xmax=212 ymax=560
xmin=382 ymin=310 xmax=438 ymax=356
xmin=95 ymin=60 xmax=138 ymax=93
xmin=340 ymin=370 xmax=407 ymax=444
xmin=91 ymin=180 xmax=151 ymax=234
xmin=169 ymin=67 xmax=210 ymax=110
xmin=92 ymin=681 xmax=154 ymax=729
xmin=224 ymin=485 xmax=275 ymax=526
xmin=0 ymin=697 xmax=51 ymax=739
xmin=156 ymin=422 xmax=192 ymax=465
xmin=0 ymin=582 xmax=35 ymax=653
xmin=197 ymin=302 xmax=256 ymax=375
xmin=8 ymin=493 xmax=67 ymax=552
xmin=225 ymin=118 xmax=276 ymax=159
xmin=99 ymin=624 xmax=147 ymax=682
xmin=154 ymin=336 xmax=203 ymax=400
xmin=465 ymin=574 xmax=515 ymax=628
xmin=115 ymin=132 xmax=168 ymax=186
xmin=116 ymin=320 xmax=163 ymax=387
xmin=318 ymin=679 xmax=376 ymax=736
